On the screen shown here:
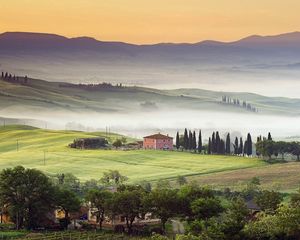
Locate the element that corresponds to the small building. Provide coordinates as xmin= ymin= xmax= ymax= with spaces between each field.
xmin=143 ymin=133 xmax=173 ymax=150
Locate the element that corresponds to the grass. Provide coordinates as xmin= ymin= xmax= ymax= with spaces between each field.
xmin=0 ymin=78 xmax=299 ymax=116
xmin=188 ymin=161 xmax=300 ymax=192
xmin=0 ymin=125 xmax=266 ymax=183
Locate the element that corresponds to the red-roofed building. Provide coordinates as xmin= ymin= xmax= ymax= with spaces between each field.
xmin=143 ymin=133 xmax=173 ymax=150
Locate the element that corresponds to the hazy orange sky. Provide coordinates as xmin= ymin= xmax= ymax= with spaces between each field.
xmin=1 ymin=0 xmax=300 ymax=44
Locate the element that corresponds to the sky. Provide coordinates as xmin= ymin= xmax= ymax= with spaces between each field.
xmin=1 ymin=0 xmax=300 ymax=44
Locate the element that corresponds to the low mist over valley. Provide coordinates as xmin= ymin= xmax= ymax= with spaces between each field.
xmin=0 ymin=75 xmax=299 ymax=139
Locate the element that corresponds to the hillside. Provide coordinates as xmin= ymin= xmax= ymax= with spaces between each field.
xmin=0 ymin=125 xmax=265 ymax=183
xmin=0 ymin=77 xmax=299 ymax=118
xmin=1 ymin=32 xmax=300 ymax=97
xmin=1 ymin=125 xmax=300 ymax=192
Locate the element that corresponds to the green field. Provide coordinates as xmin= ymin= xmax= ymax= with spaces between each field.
xmin=0 ymin=125 xmax=268 ymax=184
xmin=1 ymin=125 xmax=300 ymax=192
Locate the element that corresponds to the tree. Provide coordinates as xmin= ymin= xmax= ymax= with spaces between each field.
xmin=177 ymin=184 xmax=214 ymax=221
xmin=216 ymin=132 xmax=221 ymax=154
xmin=176 ymin=131 xmax=180 ymax=150
xmin=268 ymin=132 xmax=272 ymax=141
xmin=198 ymin=130 xmax=202 ymax=153
xmin=0 ymin=166 xmax=56 ymax=230
xmin=189 ymin=131 xmax=193 ymax=150
xmin=56 ymin=173 xmax=80 ymax=192
xmin=112 ymin=188 xmax=144 ymax=233
xmin=191 ymin=197 xmax=224 ymax=221
xmin=225 ymin=133 xmax=231 ymax=154
xmin=234 ymin=137 xmax=239 ymax=155
xmin=276 ymin=141 xmax=288 ymax=160
xmin=289 ymin=142 xmax=300 ymax=161
xmin=55 ymin=188 xmax=81 ymax=229
xmin=144 ymin=188 xmax=179 ymax=231
xmin=192 ymin=131 xmax=197 ymax=151
xmin=184 ymin=128 xmax=188 ymax=150
xmin=246 ymin=133 xmax=253 ymax=156
xmin=256 ymin=140 xmax=275 ymax=161
xmin=86 ymin=189 xmax=113 ymax=230
xmin=221 ymin=198 xmax=249 ymax=239
xmin=212 ymin=132 xmax=216 ymax=154
xmin=239 ymin=137 xmax=243 ymax=155
xmin=208 ymin=138 xmax=212 ymax=154
xmin=112 ymin=139 xmax=122 ymax=149
xmin=255 ymin=190 xmax=283 ymax=213
xmin=177 ymin=175 xmax=187 ymax=186
xmin=101 ymin=170 xmax=128 ymax=185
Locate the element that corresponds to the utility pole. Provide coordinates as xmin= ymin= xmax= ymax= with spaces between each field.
xmin=16 ymin=140 xmax=19 ymax=151
xmin=43 ymin=150 xmax=46 ymax=165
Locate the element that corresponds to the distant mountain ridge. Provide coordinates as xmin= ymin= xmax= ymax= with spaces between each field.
xmin=1 ymin=31 xmax=300 ymax=50
xmin=1 ymin=31 xmax=300 ymax=98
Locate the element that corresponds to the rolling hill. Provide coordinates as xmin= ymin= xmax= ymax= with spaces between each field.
xmin=0 ymin=77 xmax=299 ymax=118
xmin=1 ymin=125 xmax=300 ymax=192
xmin=1 ymin=32 xmax=300 ymax=97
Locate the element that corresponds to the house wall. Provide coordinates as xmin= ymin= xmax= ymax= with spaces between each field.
xmin=143 ymin=138 xmax=156 ymax=149
xmin=143 ymin=138 xmax=173 ymax=150
xmin=156 ymin=139 xmax=173 ymax=150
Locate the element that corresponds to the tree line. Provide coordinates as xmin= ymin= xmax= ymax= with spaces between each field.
xmin=175 ymin=129 xmax=253 ymax=156
xmin=221 ymin=95 xmax=258 ymax=112
xmin=2 ymin=166 xmax=300 ymax=239
xmin=175 ymin=130 xmax=300 ymax=160
xmin=1 ymin=71 xmax=28 ymax=84
xmin=256 ymin=135 xmax=300 ymax=161
xmin=59 ymin=82 xmax=125 ymax=90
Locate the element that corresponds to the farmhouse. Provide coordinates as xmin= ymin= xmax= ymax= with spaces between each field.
xmin=143 ymin=133 xmax=173 ymax=150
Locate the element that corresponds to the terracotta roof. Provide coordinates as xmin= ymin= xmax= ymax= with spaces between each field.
xmin=144 ymin=133 xmax=173 ymax=140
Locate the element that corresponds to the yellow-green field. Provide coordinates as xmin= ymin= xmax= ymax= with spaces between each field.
xmin=0 ymin=125 xmax=268 ymax=184
xmin=1 ymin=125 xmax=300 ymax=191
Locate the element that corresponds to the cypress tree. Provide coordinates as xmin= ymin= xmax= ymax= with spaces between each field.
xmin=239 ymin=137 xmax=243 ymax=155
xmin=192 ymin=131 xmax=196 ymax=151
xmin=208 ymin=137 xmax=212 ymax=154
xmin=198 ymin=130 xmax=202 ymax=153
xmin=184 ymin=128 xmax=188 ymax=150
xmin=220 ymin=139 xmax=225 ymax=154
xmin=234 ymin=137 xmax=239 ymax=155
xmin=247 ymin=133 xmax=252 ymax=156
xmin=268 ymin=132 xmax=272 ymax=141
xmin=244 ymin=140 xmax=248 ymax=156
xmin=212 ymin=132 xmax=216 ymax=154
xmin=216 ymin=131 xmax=221 ymax=154
xmin=188 ymin=130 xmax=193 ymax=150
xmin=176 ymin=131 xmax=180 ymax=150
xmin=225 ymin=133 xmax=231 ymax=154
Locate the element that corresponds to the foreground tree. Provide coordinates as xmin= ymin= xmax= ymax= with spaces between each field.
xmin=0 ymin=166 xmax=56 ymax=230
xmin=101 ymin=170 xmax=128 ymax=185
xmin=111 ymin=187 xmax=145 ymax=233
xmin=86 ymin=189 xmax=113 ymax=230
xmin=255 ymin=190 xmax=283 ymax=213
xmin=55 ymin=188 xmax=81 ymax=229
xmin=144 ymin=188 xmax=179 ymax=231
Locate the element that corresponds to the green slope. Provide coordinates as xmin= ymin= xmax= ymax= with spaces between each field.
xmin=0 ymin=78 xmax=299 ymax=116
xmin=0 ymin=125 xmax=266 ymax=182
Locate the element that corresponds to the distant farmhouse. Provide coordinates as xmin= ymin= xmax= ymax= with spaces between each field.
xmin=143 ymin=133 xmax=173 ymax=150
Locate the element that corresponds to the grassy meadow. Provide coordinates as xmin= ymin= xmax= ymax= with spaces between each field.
xmin=1 ymin=125 xmax=300 ymax=192
xmin=0 ymin=125 xmax=268 ymax=184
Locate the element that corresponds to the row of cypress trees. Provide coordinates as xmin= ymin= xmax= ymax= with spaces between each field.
xmin=175 ymin=129 xmax=256 ymax=156
xmin=175 ymin=129 xmax=202 ymax=153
